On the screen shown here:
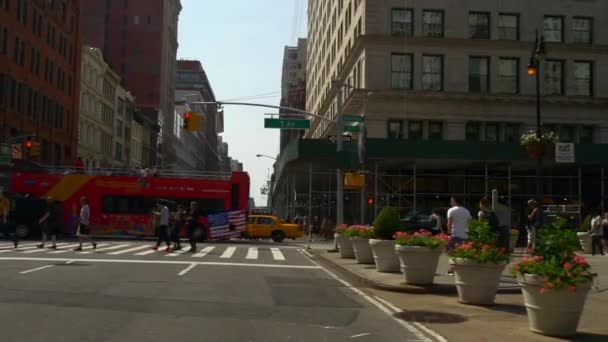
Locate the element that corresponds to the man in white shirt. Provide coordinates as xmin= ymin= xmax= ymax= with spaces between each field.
xmin=152 ymin=200 xmax=172 ymax=252
xmin=447 ymin=196 xmax=472 ymax=275
xmin=590 ymin=208 xmax=605 ymax=256
xmin=75 ymin=197 xmax=97 ymax=251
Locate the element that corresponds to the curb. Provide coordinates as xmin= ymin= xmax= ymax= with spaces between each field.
xmin=312 ymin=250 xmax=522 ymax=295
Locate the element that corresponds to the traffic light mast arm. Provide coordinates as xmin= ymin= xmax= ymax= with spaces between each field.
xmin=189 ymin=101 xmax=333 ymax=123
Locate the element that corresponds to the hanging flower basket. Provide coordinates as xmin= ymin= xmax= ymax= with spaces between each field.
xmin=521 ymin=131 xmax=558 ymax=160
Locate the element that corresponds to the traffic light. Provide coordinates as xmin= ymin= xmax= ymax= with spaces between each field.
xmin=367 ymin=197 xmax=374 ymax=205
xmin=24 ymin=139 xmax=33 ymax=149
xmin=182 ymin=111 xmax=204 ymax=132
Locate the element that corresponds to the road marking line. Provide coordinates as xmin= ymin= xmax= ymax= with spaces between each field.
xmin=167 ymin=247 xmax=191 ymax=257
xmin=301 ymin=249 xmax=314 ymax=258
xmin=47 ymin=243 xmax=84 ymax=254
xmin=1 ymin=245 xmax=37 ymax=253
xmin=0 ymin=243 xmax=37 ymax=250
xmin=0 ymin=257 xmax=322 ymax=269
xmin=192 ymin=246 xmax=214 ymax=258
xmin=80 ymin=244 xmax=130 ymax=253
xmin=219 ymin=246 xmax=236 ymax=259
xmin=411 ymin=323 xmax=448 ymax=342
xmin=270 ymin=248 xmax=285 ymax=261
xmin=22 ymin=243 xmax=71 ymax=254
xmin=19 ymin=265 xmax=55 ymax=274
xmin=178 ymin=263 xmax=196 ymax=276
xmin=107 ymin=245 xmax=151 ymax=255
xmin=298 ymin=249 xmax=441 ymax=342
xmin=134 ymin=248 xmax=163 ymax=256
xmin=350 ymin=333 xmax=371 ymax=338
xmin=65 ymin=260 xmax=75 ymax=264
xmin=245 ymin=247 xmax=258 ymax=259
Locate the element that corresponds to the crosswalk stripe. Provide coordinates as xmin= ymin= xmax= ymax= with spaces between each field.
xmin=79 ymin=243 xmax=112 ymax=254
xmin=47 ymin=243 xmax=83 ymax=254
xmin=0 ymin=243 xmax=37 ymax=250
xmin=134 ymin=248 xmax=159 ymax=256
xmin=219 ymin=246 xmax=236 ymax=259
xmin=166 ymin=247 xmax=190 ymax=257
xmin=192 ymin=246 xmax=215 ymax=258
xmin=22 ymin=243 xmax=72 ymax=254
xmin=1 ymin=245 xmax=38 ymax=253
xmin=270 ymin=248 xmax=285 ymax=261
xmin=245 ymin=247 xmax=258 ymax=260
xmin=86 ymin=244 xmax=131 ymax=253
xmin=107 ymin=245 xmax=151 ymax=255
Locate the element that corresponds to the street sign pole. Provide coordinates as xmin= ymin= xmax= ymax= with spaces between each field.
xmin=335 ymin=82 xmax=344 ymax=227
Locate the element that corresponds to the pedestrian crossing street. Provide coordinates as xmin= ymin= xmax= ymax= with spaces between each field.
xmin=0 ymin=241 xmax=300 ymax=263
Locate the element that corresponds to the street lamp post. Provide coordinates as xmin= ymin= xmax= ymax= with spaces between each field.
xmin=527 ymin=30 xmax=546 ymax=225
xmin=256 ymin=154 xmax=277 ymax=161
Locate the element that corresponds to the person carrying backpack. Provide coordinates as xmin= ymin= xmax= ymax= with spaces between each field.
xmin=478 ymin=197 xmax=509 ymax=252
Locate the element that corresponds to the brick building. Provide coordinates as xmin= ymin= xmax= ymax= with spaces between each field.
xmin=81 ymin=0 xmax=181 ymax=168
xmin=0 ymin=0 xmax=82 ymax=165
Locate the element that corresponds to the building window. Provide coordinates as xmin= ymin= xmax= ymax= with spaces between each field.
xmin=572 ymin=17 xmax=592 ymax=44
xmin=544 ymin=16 xmax=564 ymax=43
xmin=391 ymin=53 xmax=412 ymax=89
xmin=498 ymin=14 xmax=519 ymax=40
xmin=408 ymin=121 xmax=423 ymax=140
xmin=485 ymin=123 xmax=499 ymax=142
xmin=580 ymin=126 xmax=594 ymax=144
xmin=544 ymin=60 xmax=564 ymax=95
xmin=497 ymin=58 xmax=519 ymax=94
xmin=504 ymin=124 xmax=520 ymax=143
xmin=387 ymin=120 xmax=402 ymax=139
xmin=392 ymin=8 xmax=413 ymax=35
xmin=1 ymin=27 xmax=7 ymax=55
xmin=469 ymin=12 xmax=490 ymax=39
xmin=422 ymin=55 xmax=443 ymax=91
xmin=469 ymin=57 xmax=489 ymax=93
xmin=429 ymin=121 xmax=443 ymax=140
xmin=559 ymin=126 xmax=575 ymax=143
xmin=422 ymin=10 xmax=443 ymax=37
xmin=466 ymin=122 xmax=481 ymax=141
xmin=147 ymin=16 xmax=151 ymax=24
xmin=573 ymin=61 xmax=593 ymax=96
xmin=133 ymin=16 xmax=139 ymax=25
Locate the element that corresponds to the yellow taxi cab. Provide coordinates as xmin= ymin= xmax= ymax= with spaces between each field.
xmin=246 ymin=215 xmax=302 ymax=242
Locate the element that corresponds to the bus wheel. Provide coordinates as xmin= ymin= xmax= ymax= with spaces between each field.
xmin=271 ymin=231 xmax=285 ymax=243
xmin=15 ymin=224 xmax=30 ymax=239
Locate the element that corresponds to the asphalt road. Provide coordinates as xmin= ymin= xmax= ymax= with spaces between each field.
xmin=0 ymin=241 xmax=436 ymax=342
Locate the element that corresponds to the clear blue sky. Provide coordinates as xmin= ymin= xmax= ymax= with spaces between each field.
xmin=177 ymin=0 xmax=307 ymax=207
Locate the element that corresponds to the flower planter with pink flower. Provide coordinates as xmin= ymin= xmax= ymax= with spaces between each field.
xmin=394 ymin=230 xmax=450 ymax=285
xmin=369 ymin=207 xmax=402 ymax=273
xmin=448 ymin=220 xmax=510 ymax=305
xmin=513 ymin=218 xmax=596 ymax=337
xmin=334 ymin=224 xmax=355 ymax=259
xmin=347 ymin=225 xmax=375 ymax=264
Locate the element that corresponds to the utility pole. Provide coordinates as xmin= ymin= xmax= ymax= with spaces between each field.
xmin=334 ymin=81 xmax=344 ymax=226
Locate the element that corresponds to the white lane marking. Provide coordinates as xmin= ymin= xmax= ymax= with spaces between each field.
xmin=0 ymin=243 xmax=37 ymax=250
xmin=219 ymin=246 xmax=236 ymax=259
xmin=19 ymin=265 xmax=55 ymax=274
xmin=0 ymin=257 xmax=322 ymax=269
xmin=192 ymin=246 xmax=215 ymax=258
xmin=245 ymin=247 xmax=258 ymax=260
xmin=301 ymin=249 xmax=314 ymax=258
xmin=167 ymin=247 xmax=191 ymax=257
xmin=107 ymin=245 xmax=151 ymax=255
xmin=270 ymin=248 xmax=285 ymax=261
xmin=79 ymin=243 xmax=112 ymax=254
xmin=350 ymin=333 xmax=371 ymax=338
xmin=80 ymin=244 xmax=130 ymax=253
xmin=412 ymin=323 xmax=449 ymax=342
xmin=47 ymin=244 xmax=84 ymax=254
xmin=22 ymin=243 xmax=71 ymax=254
xmin=1 ymin=245 xmax=38 ymax=253
xmin=178 ymin=263 xmax=196 ymax=276
xmin=134 ymin=248 xmax=159 ymax=256
xmin=298 ymin=249 xmax=440 ymax=342
xmin=65 ymin=260 xmax=74 ymax=264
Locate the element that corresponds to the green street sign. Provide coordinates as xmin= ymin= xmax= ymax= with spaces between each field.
xmin=343 ymin=114 xmax=364 ymax=123
xmin=264 ymin=118 xmax=311 ymax=129
xmin=343 ymin=125 xmax=361 ymax=133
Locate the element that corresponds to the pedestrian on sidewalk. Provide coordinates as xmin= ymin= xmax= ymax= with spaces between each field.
xmin=447 ymin=196 xmax=472 ymax=275
xmin=187 ymin=201 xmax=201 ymax=253
xmin=75 ymin=197 xmax=97 ymax=251
xmin=37 ymin=197 xmax=58 ymax=249
xmin=477 ymin=197 xmax=509 ymax=252
xmin=590 ymin=208 xmax=604 ymax=256
xmin=602 ymin=212 xmax=608 ymax=253
xmin=152 ymin=200 xmax=172 ymax=252
xmin=0 ymin=191 xmax=18 ymax=248
xmin=171 ymin=204 xmax=186 ymax=250
xmin=429 ymin=208 xmax=443 ymax=235
xmin=526 ymin=199 xmax=541 ymax=253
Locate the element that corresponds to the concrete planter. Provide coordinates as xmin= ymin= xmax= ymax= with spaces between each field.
xmin=350 ymin=237 xmax=374 ymax=264
xmin=449 ymin=258 xmax=507 ymax=305
xmin=369 ymin=239 xmax=400 ymax=273
xmin=335 ymin=234 xmax=355 ymax=259
xmin=395 ymin=245 xmax=442 ymax=285
xmin=518 ymin=274 xmax=591 ymax=337
xmin=576 ymin=232 xmax=592 ymax=254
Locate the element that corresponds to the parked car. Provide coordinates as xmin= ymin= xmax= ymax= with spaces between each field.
xmin=245 ymin=215 xmax=303 ymax=242
xmin=399 ymin=208 xmax=448 ymax=234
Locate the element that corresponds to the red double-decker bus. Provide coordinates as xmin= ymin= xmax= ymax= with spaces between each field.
xmin=9 ymin=161 xmax=250 ymax=238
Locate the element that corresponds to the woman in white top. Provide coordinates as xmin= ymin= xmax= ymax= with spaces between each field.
xmin=75 ymin=197 xmax=97 ymax=251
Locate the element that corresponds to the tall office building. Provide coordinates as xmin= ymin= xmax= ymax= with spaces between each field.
xmin=81 ymin=0 xmax=182 ymax=167
xmin=279 ymin=38 xmax=307 ymax=151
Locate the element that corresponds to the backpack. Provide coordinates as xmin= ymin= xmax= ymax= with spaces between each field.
xmin=482 ymin=210 xmax=500 ymax=232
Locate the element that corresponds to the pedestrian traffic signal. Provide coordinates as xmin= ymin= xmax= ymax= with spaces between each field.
xmin=182 ymin=111 xmax=204 ymax=132
xmin=367 ymin=197 xmax=374 ymax=205
xmin=24 ymin=140 xmax=33 ymax=149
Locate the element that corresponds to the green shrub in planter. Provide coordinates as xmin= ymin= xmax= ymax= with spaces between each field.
xmin=372 ymin=207 xmax=400 ymax=240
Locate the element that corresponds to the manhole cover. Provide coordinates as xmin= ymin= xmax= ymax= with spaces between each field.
xmin=393 ymin=310 xmax=467 ymax=324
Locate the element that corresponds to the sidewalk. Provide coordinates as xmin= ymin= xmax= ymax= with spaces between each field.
xmin=314 ymin=248 xmax=608 ymax=341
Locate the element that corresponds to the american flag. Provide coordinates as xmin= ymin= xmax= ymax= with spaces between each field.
xmin=208 ymin=210 xmax=247 ymax=239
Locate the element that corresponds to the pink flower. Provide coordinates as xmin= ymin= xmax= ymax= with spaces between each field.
xmin=563 ymin=262 xmax=573 ymax=270
xmin=545 ymin=282 xmax=554 ymax=288
xmin=482 ymin=245 xmax=490 ymax=252
xmin=533 ymin=255 xmax=543 ymax=261
xmin=539 ymin=288 xmax=547 ymax=294
xmin=573 ymin=256 xmax=588 ymax=266
xmin=555 ymin=278 xmax=561 ymax=283
xmin=568 ymin=286 xmax=577 ymax=292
